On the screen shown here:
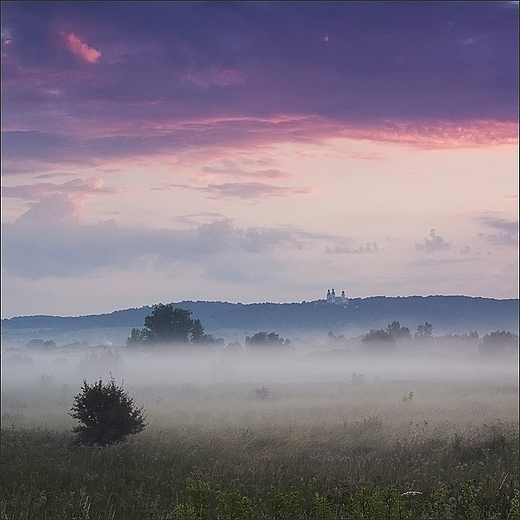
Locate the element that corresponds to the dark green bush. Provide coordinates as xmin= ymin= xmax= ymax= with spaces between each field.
xmin=70 ymin=377 xmax=146 ymax=445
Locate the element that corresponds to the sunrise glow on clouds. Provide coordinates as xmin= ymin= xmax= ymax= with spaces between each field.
xmin=61 ymin=31 xmax=101 ymax=63
xmin=1 ymin=1 xmax=518 ymax=317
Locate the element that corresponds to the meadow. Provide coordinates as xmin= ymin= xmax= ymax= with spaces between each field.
xmin=1 ymin=344 xmax=518 ymax=519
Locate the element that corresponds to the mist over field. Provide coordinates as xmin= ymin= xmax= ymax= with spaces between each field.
xmin=2 ymin=322 xmax=519 ymax=519
xmin=3 ymin=334 xmax=517 ymax=428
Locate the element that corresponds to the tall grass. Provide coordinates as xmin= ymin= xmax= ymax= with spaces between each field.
xmin=1 ymin=374 xmax=518 ymax=519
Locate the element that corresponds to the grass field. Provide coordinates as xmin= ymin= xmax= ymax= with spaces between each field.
xmin=1 ymin=347 xmax=518 ymax=519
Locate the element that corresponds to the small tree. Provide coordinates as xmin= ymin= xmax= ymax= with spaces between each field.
xmin=415 ymin=322 xmax=433 ymax=338
xmin=255 ymin=386 xmax=271 ymax=400
xmin=70 ymin=377 xmax=146 ymax=445
xmin=386 ymin=321 xmax=411 ymax=341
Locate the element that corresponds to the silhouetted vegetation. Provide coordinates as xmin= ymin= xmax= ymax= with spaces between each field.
xmin=361 ymin=321 xmax=410 ymax=350
xmin=254 ymin=386 xmax=271 ymax=400
xmin=245 ymin=331 xmax=290 ymax=348
xmin=70 ymin=377 xmax=146 ymax=445
xmin=127 ymin=304 xmax=219 ymax=347
xmin=26 ymin=338 xmax=57 ymax=350
xmin=479 ymin=330 xmax=519 ymax=358
xmin=415 ymin=322 xmax=433 ymax=338
xmin=386 ymin=321 xmax=411 ymax=340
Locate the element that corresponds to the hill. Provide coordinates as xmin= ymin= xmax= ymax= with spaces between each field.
xmin=1 ymin=296 xmax=518 ymax=344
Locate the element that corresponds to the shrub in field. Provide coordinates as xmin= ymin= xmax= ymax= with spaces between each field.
xmin=255 ymin=386 xmax=271 ymax=400
xmin=351 ymin=373 xmax=365 ymax=386
xmin=402 ymin=391 xmax=414 ymax=402
xmin=216 ymin=487 xmax=254 ymax=519
xmin=70 ymin=377 xmax=146 ymax=445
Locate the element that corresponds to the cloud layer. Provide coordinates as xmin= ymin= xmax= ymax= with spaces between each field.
xmin=2 ymin=2 xmax=518 ymax=173
xmin=1 ymin=2 xmax=518 ymax=316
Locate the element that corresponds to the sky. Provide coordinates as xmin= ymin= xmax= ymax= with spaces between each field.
xmin=1 ymin=1 xmax=518 ymax=318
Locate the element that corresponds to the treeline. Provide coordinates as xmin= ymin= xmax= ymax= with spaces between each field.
xmin=11 ymin=305 xmax=519 ymax=359
xmin=332 ymin=320 xmax=517 ymax=358
xmin=125 ymin=306 xmax=518 ymax=358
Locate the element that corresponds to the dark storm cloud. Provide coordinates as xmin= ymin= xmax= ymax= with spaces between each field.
xmin=2 ymin=1 xmax=518 ymax=171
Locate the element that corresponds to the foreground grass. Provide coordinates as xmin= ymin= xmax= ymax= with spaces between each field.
xmin=2 ymin=364 xmax=518 ymax=519
xmin=2 ymin=418 xmax=518 ymax=519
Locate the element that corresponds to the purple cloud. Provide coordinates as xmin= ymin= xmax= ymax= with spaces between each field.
xmin=200 ymin=164 xmax=292 ymax=179
xmin=1 ymin=1 xmax=517 ymax=174
xmin=2 ymin=177 xmax=114 ymax=199
xmin=478 ymin=217 xmax=518 ymax=247
xmin=415 ymin=229 xmax=452 ymax=253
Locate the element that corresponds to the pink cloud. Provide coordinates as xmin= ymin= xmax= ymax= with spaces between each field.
xmin=349 ymin=151 xmax=387 ymax=161
xmin=155 ymin=182 xmax=318 ymax=200
xmin=15 ymin=193 xmax=83 ymax=224
xmin=199 ymin=165 xmax=292 ymax=179
xmin=2 ymin=177 xmax=113 ymax=199
xmin=61 ymin=31 xmax=101 ymax=63
xmin=340 ymin=120 xmax=518 ymax=150
xmin=2 ymin=177 xmax=116 ymax=224
xmin=2 ymin=113 xmax=517 ymax=179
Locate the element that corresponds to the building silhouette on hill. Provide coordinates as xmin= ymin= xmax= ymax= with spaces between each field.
xmin=326 ymin=288 xmax=348 ymax=307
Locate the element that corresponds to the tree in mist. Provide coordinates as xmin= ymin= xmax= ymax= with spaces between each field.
xmin=126 ymin=304 xmax=216 ymax=346
xmin=415 ymin=322 xmax=433 ymax=339
xmin=361 ymin=322 xmax=410 ymax=351
xmin=479 ymin=330 xmax=519 ymax=358
xmin=26 ymin=338 xmax=57 ymax=350
xmin=127 ymin=327 xmax=146 ymax=345
xmin=361 ymin=328 xmax=392 ymax=344
xmin=386 ymin=321 xmax=411 ymax=341
xmin=245 ymin=331 xmax=290 ymax=348
xmin=70 ymin=376 xmax=146 ymax=445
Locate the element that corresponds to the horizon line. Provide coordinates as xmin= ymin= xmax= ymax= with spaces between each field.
xmin=2 ymin=294 xmax=518 ymax=321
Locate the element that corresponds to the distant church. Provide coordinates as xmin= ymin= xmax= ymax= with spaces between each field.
xmin=326 ymin=288 xmax=348 ymax=307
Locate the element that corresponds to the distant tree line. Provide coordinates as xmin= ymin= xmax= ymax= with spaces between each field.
xmin=14 ymin=303 xmax=519 ymax=360
xmin=358 ymin=321 xmax=517 ymax=358
xmin=245 ymin=331 xmax=290 ymax=349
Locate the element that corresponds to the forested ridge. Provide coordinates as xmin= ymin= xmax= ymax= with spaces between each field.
xmin=2 ymin=296 xmax=518 ymax=335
